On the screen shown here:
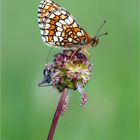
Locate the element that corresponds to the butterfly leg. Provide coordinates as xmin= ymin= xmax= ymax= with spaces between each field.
xmin=46 ymin=47 xmax=54 ymax=63
xmin=82 ymin=46 xmax=90 ymax=60
xmin=70 ymin=46 xmax=82 ymax=60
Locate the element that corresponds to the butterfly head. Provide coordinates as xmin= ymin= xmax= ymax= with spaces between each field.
xmin=92 ymin=36 xmax=99 ymax=47
xmin=92 ymin=32 xmax=108 ymax=47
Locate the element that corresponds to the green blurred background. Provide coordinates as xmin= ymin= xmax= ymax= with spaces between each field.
xmin=1 ymin=0 xmax=139 ymax=140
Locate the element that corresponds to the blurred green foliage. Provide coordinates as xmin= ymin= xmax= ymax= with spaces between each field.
xmin=1 ymin=0 xmax=139 ymax=140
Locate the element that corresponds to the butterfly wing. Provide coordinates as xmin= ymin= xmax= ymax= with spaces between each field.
xmin=38 ymin=0 xmax=60 ymax=24
xmin=38 ymin=0 xmax=91 ymax=48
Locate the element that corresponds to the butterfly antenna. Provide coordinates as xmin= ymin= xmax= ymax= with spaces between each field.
xmin=95 ymin=20 xmax=107 ymax=37
xmin=96 ymin=32 xmax=108 ymax=38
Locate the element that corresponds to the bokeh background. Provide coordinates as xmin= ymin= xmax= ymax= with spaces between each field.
xmin=1 ymin=0 xmax=139 ymax=140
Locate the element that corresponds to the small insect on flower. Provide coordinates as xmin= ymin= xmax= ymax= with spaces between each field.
xmin=38 ymin=0 xmax=107 ymax=51
xmin=38 ymin=64 xmax=54 ymax=87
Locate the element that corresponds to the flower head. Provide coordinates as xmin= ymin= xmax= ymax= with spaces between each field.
xmin=39 ymin=49 xmax=93 ymax=106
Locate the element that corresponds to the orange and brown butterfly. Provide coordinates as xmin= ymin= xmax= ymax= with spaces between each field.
xmin=38 ymin=0 xmax=107 ymax=50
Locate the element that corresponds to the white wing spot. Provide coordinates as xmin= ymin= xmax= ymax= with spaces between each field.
xmin=54 ymin=11 xmax=61 ymax=15
xmin=61 ymin=42 xmax=64 ymax=45
xmin=77 ymin=32 xmax=82 ymax=36
xmin=45 ymin=0 xmax=52 ymax=3
xmin=73 ymin=22 xmax=77 ymax=27
xmin=59 ymin=20 xmax=67 ymax=25
xmin=68 ymin=31 xmax=72 ymax=35
xmin=57 ymin=27 xmax=63 ymax=31
xmin=39 ymin=23 xmax=43 ymax=28
xmin=46 ymin=0 xmax=51 ymax=2
xmin=38 ymin=8 xmax=41 ymax=12
xmin=56 ymin=31 xmax=61 ymax=36
xmin=53 ymin=36 xmax=59 ymax=41
xmin=46 ymin=19 xmax=51 ymax=23
xmin=45 ymin=24 xmax=51 ymax=29
xmin=56 ymin=42 xmax=61 ymax=45
xmin=42 ymin=36 xmax=46 ymax=42
xmin=40 ymin=30 xmax=44 ymax=35
xmin=60 ymin=10 xmax=66 ymax=15
xmin=59 ymin=37 xmax=63 ymax=41
xmin=68 ymin=16 xmax=73 ymax=23
xmin=65 ymin=19 xmax=71 ymax=25
xmin=44 ymin=30 xmax=49 ymax=35
xmin=38 ymin=18 xmax=41 ymax=22
xmin=68 ymin=38 xmax=73 ymax=42
xmin=49 ymin=14 xmax=55 ymax=19
xmin=56 ymin=22 xmax=62 ymax=27
xmin=73 ymin=40 xmax=78 ymax=43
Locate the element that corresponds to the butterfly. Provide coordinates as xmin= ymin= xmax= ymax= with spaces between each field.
xmin=38 ymin=0 xmax=107 ymax=50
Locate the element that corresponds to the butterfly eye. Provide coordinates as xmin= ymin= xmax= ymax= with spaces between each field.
xmin=92 ymin=37 xmax=99 ymax=47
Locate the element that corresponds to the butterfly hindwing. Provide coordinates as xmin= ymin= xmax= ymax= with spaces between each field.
xmin=38 ymin=0 xmax=91 ymax=48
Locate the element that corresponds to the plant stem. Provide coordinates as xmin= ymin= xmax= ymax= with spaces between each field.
xmin=47 ymin=88 xmax=68 ymax=140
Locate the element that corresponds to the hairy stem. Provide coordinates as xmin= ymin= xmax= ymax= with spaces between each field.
xmin=47 ymin=88 xmax=68 ymax=140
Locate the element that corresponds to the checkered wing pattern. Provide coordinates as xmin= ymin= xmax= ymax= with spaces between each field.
xmin=38 ymin=0 xmax=92 ymax=48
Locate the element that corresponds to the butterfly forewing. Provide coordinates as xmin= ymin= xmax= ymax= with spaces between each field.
xmin=38 ymin=0 xmax=91 ymax=48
